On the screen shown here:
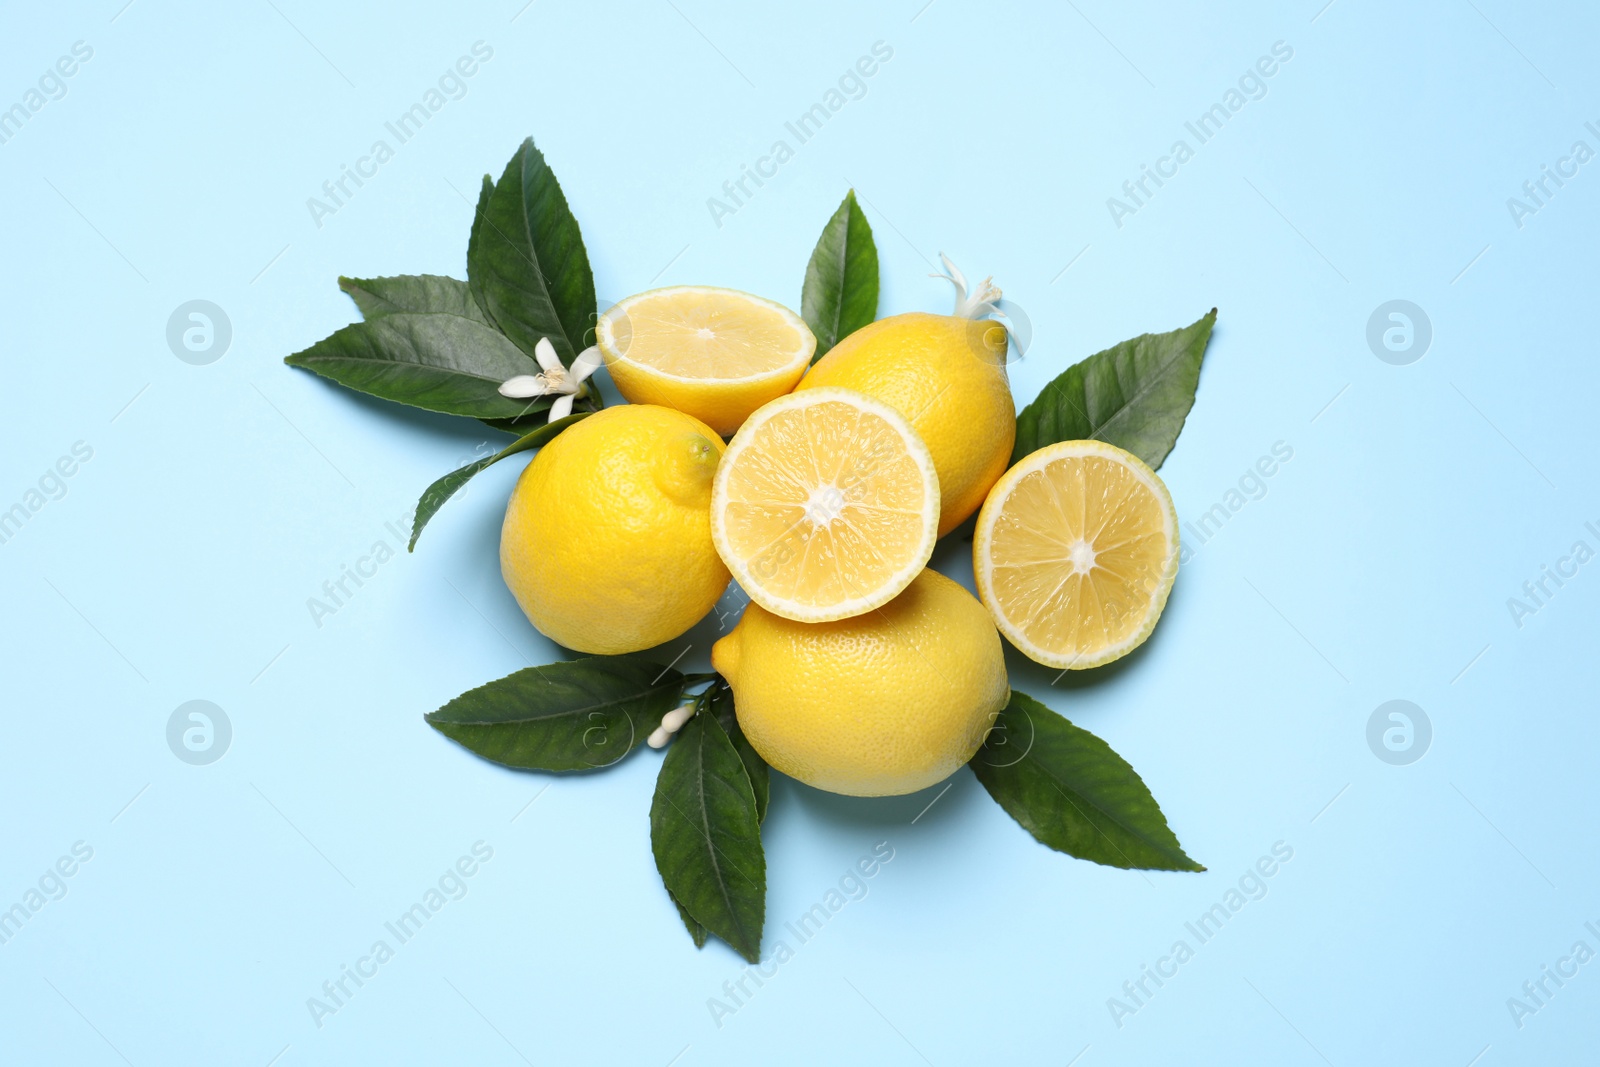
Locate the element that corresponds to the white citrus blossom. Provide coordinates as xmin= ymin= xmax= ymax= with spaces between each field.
xmin=932 ymin=252 xmax=1026 ymax=359
xmin=932 ymin=252 xmax=1003 ymax=319
xmin=498 ymin=337 xmax=602 ymax=421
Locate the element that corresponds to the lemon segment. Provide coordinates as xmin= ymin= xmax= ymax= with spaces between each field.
xmin=596 ymin=286 xmax=815 ymax=435
xmin=974 ymin=440 xmax=1179 ymax=669
xmin=711 ymin=387 xmax=939 ymax=623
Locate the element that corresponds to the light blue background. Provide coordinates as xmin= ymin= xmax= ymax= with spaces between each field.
xmin=2 ymin=0 xmax=1596 ymax=1063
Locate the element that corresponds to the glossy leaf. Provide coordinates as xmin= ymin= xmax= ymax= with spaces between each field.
xmin=970 ymin=692 xmax=1203 ymax=872
xmin=467 ymin=175 xmax=497 ymax=327
xmin=284 ymin=313 xmax=546 ymax=420
xmin=801 ymin=190 xmax=879 ymax=361
xmin=426 ymin=658 xmax=683 ymax=772
xmin=708 ymin=680 xmax=768 ymax=824
xmin=409 ymin=413 xmax=587 ymax=551
xmin=339 ymin=274 xmax=492 ymax=325
xmin=1012 ymin=309 xmax=1216 ymax=468
xmin=651 ymin=710 xmax=766 ymax=962
xmin=672 ymin=892 xmax=708 ymax=949
xmin=467 ymin=137 xmax=596 ymax=363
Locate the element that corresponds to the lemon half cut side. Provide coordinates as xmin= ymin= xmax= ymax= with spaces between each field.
xmin=595 ymin=286 xmax=815 ymax=435
xmin=974 ymin=440 xmax=1179 ymax=670
xmin=711 ymin=387 xmax=940 ymax=623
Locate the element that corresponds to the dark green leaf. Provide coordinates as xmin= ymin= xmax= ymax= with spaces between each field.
xmin=651 ymin=710 xmax=765 ymax=962
xmin=409 ymin=413 xmax=586 ymax=551
xmin=1012 ymin=309 xmax=1216 ymax=468
xmin=333 ymin=272 xmax=547 ymax=435
xmin=709 ymin=680 xmax=768 ymax=824
xmin=467 ymin=137 xmax=596 ymax=363
xmin=970 ymin=692 xmax=1203 ymax=872
xmin=467 ymin=174 xmax=496 ymax=327
xmin=426 ymin=658 xmax=683 ymax=772
xmin=801 ymin=190 xmax=878 ymax=361
xmin=339 ymin=274 xmax=492 ymax=325
xmin=672 ymin=892 xmax=708 ymax=949
xmin=284 ymin=313 xmax=547 ymax=420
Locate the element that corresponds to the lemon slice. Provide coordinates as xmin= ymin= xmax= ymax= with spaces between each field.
xmin=711 ymin=387 xmax=939 ymax=623
xmin=596 ymin=286 xmax=816 ymax=435
xmin=974 ymin=441 xmax=1179 ymax=669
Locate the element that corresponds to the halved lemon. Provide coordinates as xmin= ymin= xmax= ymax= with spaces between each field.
xmin=711 ymin=387 xmax=939 ymax=623
xmin=974 ymin=440 xmax=1179 ymax=669
xmin=596 ymin=286 xmax=816 ymax=435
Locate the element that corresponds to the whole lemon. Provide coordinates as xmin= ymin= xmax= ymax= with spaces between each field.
xmin=797 ymin=312 xmax=1015 ymax=536
xmin=501 ymin=405 xmax=729 ymax=655
xmin=712 ymin=568 xmax=1009 ymax=797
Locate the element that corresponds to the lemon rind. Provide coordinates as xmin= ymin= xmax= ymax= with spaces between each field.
xmin=711 ymin=387 xmax=940 ymax=624
xmin=974 ymin=439 xmax=1179 ymax=670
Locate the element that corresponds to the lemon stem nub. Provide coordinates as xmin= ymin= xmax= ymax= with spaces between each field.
xmin=932 ymin=252 xmax=1002 ymax=320
xmin=647 ymin=703 xmax=697 ymax=748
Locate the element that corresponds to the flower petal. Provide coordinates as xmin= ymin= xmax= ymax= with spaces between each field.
xmin=548 ymin=393 xmax=575 ymax=421
xmin=534 ymin=337 xmax=562 ymax=373
xmin=498 ymin=375 xmax=550 ymax=398
xmin=570 ymin=345 xmax=604 ymax=382
xmin=936 ymin=252 xmax=967 ymax=294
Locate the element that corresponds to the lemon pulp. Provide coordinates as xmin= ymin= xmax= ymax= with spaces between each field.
xmin=711 ymin=387 xmax=939 ymax=623
xmin=797 ymin=312 xmax=1014 ymax=536
xmin=596 ymin=286 xmax=814 ymax=435
xmin=974 ymin=440 xmax=1178 ymax=669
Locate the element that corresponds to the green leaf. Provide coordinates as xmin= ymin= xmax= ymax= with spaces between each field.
xmin=672 ymin=891 xmax=708 ymax=949
xmin=409 ymin=413 xmax=586 ymax=551
xmin=425 ymin=657 xmax=683 ymax=772
xmin=1012 ymin=309 xmax=1216 ymax=468
xmin=467 ymin=174 xmax=496 ymax=326
xmin=467 ymin=137 xmax=596 ymax=363
xmin=651 ymin=709 xmax=765 ymax=962
xmin=801 ymin=190 xmax=879 ymax=361
xmin=969 ymin=692 xmax=1203 ymax=872
xmin=335 ymin=272 xmax=545 ymax=434
xmin=284 ymin=313 xmax=548 ymax=421
xmin=708 ymin=680 xmax=768 ymax=824
xmin=339 ymin=274 xmax=492 ymax=325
